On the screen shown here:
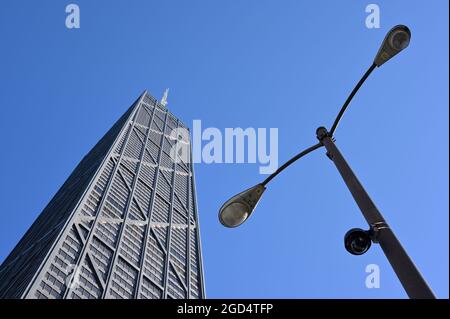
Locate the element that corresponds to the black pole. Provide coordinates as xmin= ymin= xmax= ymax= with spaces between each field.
xmin=316 ymin=127 xmax=435 ymax=299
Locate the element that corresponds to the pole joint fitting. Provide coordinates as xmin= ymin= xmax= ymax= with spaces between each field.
xmin=369 ymin=221 xmax=389 ymax=243
xmin=316 ymin=127 xmax=336 ymax=160
xmin=316 ymin=126 xmax=330 ymax=141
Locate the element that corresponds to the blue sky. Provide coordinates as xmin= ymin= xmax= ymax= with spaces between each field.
xmin=0 ymin=1 xmax=448 ymax=298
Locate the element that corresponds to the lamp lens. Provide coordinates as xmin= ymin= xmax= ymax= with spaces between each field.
xmin=220 ymin=202 xmax=249 ymax=227
xmin=389 ymin=30 xmax=410 ymax=51
xmin=351 ymin=236 xmax=370 ymax=254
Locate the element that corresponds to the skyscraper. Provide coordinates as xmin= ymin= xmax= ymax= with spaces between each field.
xmin=0 ymin=91 xmax=205 ymax=299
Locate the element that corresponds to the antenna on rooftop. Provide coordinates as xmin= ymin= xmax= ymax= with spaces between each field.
xmin=160 ymin=88 xmax=169 ymax=107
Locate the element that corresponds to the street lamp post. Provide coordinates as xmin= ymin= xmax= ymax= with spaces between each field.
xmin=218 ymin=25 xmax=436 ymax=298
xmin=316 ymin=127 xmax=435 ymax=299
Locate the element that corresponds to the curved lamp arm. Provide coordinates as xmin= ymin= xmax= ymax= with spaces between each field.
xmin=261 ymin=63 xmax=377 ymax=187
xmin=219 ymin=142 xmax=323 ymax=228
xmin=262 ymin=142 xmax=323 ymax=186
xmin=329 ymin=63 xmax=377 ymax=136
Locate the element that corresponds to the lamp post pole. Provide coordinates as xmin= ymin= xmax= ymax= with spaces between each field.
xmin=219 ymin=25 xmax=436 ymax=298
xmin=316 ymin=126 xmax=435 ymax=299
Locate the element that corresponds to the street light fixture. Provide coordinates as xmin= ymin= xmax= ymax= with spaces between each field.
xmin=219 ymin=25 xmax=436 ymax=299
xmin=219 ymin=184 xmax=266 ymax=228
xmin=374 ymin=25 xmax=411 ymax=67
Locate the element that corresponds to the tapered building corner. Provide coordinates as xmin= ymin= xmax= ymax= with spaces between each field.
xmin=0 ymin=91 xmax=205 ymax=299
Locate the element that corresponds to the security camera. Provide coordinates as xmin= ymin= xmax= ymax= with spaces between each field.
xmin=344 ymin=228 xmax=372 ymax=255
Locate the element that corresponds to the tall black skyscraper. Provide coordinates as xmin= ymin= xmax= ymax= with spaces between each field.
xmin=0 ymin=91 xmax=205 ymax=299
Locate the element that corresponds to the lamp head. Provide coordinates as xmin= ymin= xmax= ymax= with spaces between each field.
xmin=219 ymin=184 xmax=266 ymax=228
xmin=374 ymin=25 xmax=411 ymax=67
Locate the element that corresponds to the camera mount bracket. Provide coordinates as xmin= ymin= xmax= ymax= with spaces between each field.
xmin=369 ymin=221 xmax=389 ymax=243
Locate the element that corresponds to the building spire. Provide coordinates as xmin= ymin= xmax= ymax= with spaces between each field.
xmin=160 ymin=88 xmax=169 ymax=107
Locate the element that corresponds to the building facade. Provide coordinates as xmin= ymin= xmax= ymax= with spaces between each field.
xmin=0 ymin=91 xmax=205 ymax=299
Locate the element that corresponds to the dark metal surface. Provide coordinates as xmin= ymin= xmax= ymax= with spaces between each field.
xmin=262 ymin=143 xmax=323 ymax=186
xmin=329 ymin=63 xmax=377 ymax=136
xmin=317 ymin=127 xmax=435 ymax=299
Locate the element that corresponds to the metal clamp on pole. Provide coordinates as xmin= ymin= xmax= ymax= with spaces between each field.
xmin=369 ymin=221 xmax=390 ymax=243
